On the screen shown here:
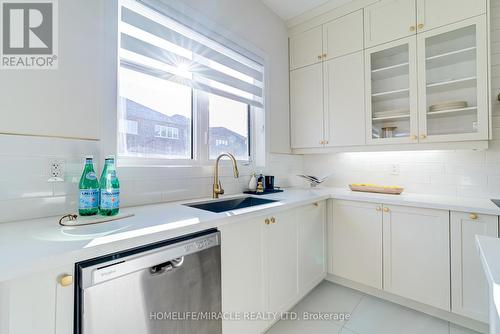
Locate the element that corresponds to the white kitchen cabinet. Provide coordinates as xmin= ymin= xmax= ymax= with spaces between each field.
xmin=298 ymin=201 xmax=327 ymax=295
xmin=383 ymin=205 xmax=450 ymax=311
xmin=289 ymin=26 xmax=323 ymax=70
xmin=364 ymin=0 xmax=416 ymax=48
xmin=451 ymin=211 xmax=498 ymax=323
xmin=365 ymin=37 xmax=419 ymax=144
xmin=290 ymin=63 xmax=325 ymax=149
xmin=417 ymin=16 xmax=489 ymax=143
xmin=265 ymin=210 xmax=299 ymax=317
xmin=325 ymin=51 xmax=366 ymax=147
xmin=331 ymin=200 xmax=383 ymax=289
xmin=221 ymin=202 xmax=326 ymax=333
xmin=220 ymin=216 xmax=267 ymax=334
xmin=323 ymin=10 xmax=364 ymax=60
xmin=416 ymin=0 xmax=486 ymax=33
xmin=0 ymin=265 xmax=73 ymax=334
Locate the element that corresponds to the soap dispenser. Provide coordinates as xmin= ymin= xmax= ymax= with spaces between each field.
xmin=248 ymin=172 xmax=257 ymax=192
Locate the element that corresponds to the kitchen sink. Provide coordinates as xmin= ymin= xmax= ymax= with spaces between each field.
xmin=184 ymin=196 xmax=278 ymax=213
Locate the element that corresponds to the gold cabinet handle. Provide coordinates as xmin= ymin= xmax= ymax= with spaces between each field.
xmin=317 ymin=55 xmax=322 ymax=60
xmin=265 ymin=218 xmax=271 ymax=225
xmin=59 ymin=275 xmax=73 ymax=287
xmin=322 ymin=53 xmax=327 ymax=59
xmin=410 ymin=25 xmax=416 ymax=32
xmin=470 ymin=213 xmax=478 ymax=220
xmin=420 ymin=134 xmax=427 ymax=139
xmin=383 ymin=207 xmax=390 ymax=213
xmin=376 ymin=206 xmax=382 ymax=211
xmin=411 ymin=135 xmax=418 ymax=140
xmin=320 ymin=140 xmax=325 ymax=145
xmin=270 ymin=217 xmax=276 ymax=224
xmin=418 ymin=23 xmax=424 ymax=29
xmin=313 ymin=202 xmax=319 ymax=207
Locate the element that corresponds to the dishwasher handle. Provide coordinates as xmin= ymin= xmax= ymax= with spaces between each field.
xmin=150 ymin=257 xmax=184 ymax=275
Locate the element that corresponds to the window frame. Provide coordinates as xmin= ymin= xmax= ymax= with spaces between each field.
xmin=106 ymin=0 xmax=267 ymax=171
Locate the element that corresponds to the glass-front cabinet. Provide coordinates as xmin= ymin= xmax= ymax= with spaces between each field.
xmin=365 ymin=37 xmax=418 ymax=144
xmin=417 ymin=16 xmax=488 ymax=142
xmin=365 ymin=16 xmax=488 ymax=145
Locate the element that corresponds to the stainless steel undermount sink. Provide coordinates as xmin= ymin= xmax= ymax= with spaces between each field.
xmin=184 ymin=196 xmax=278 ymax=213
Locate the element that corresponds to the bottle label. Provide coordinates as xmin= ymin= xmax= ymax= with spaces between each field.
xmin=79 ymin=189 xmax=99 ymax=209
xmin=85 ymin=172 xmax=97 ymax=180
xmin=100 ymin=189 xmax=120 ymax=210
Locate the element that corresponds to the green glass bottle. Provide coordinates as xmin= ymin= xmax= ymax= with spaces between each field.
xmin=78 ymin=156 xmax=99 ymax=216
xmin=99 ymin=155 xmax=120 ymax=216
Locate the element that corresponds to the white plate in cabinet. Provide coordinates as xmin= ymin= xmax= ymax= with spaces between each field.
xmin=220 ymin=217 xmax=266 ymax=334
xmin=324 ymin=51 xmax=366 ymax=147
xmin=323 ymin=10 xmax=364 ymax=60
xmin=451 ymin=211 xmax=498 ymax=323
xmin=331 ymin=200 xmax=383 ymax=289
xmin=298 ymin=201 xmax=327 ymax=295
xmin=382 ymin=205 xmax=450 ymax=311
xmin=417 ymin=16 xmax=489 ymax=143
xmin=416 ymin=0 xmax=486 ymax=33
xmin=289 ymin=26 xmax=323 ymax=70
xmin=364 ymin=0 xmax=416 ymax=48
xmin=290 ymin=63 xmax=325 ymax=149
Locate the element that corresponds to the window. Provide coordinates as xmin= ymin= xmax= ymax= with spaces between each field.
xmin=119 ymin=119 xmax=138 ymax=135
xmin=117 ymin=0 xmax=264 ymax=164
xmin=155 ymin=125 xmax=179 ymax=139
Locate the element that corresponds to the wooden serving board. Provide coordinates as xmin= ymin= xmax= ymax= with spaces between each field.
xmin=349 ymin=184 xmax=404 ymax=195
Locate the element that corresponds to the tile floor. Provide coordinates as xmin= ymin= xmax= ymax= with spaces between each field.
xmin=266 ymin=281 xmax=481 ymax=334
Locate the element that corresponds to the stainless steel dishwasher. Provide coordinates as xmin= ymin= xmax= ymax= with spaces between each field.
xmin=75 ymin=230 xmax=221 ymax=334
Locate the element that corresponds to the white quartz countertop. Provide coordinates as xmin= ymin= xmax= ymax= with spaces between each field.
xmin=477 ymin=235 xmax=500 ymax=321
xmin=1 ymin=187 xmax=499 ymax=283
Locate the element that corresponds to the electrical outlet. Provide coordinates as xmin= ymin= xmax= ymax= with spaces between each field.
xmin=391 ymin=164 xmax=400 ymax=175
xmin=48 ymin=160 xmax=65 ymax=182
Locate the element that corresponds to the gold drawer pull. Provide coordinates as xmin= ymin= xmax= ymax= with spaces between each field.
xmin=410 ymin=25 xmax=416 ymax=32
xmin=420 ymin=134 xmax=427 ymax=139
xmin=265 ymin=218 xmax=271 ymax=225
xmin=470 ymin=213 xmax=478 ymax=220
xmin=383 ymin=207 xmax=390 ymax=213
xmin=270 ymin=217 xmax=276 ymax=224
xmin=418 ymin=23 xmax=424 ymax=29
xmin=313 ymin=202 xmax=319 ymax=207
xmin=376 ymin=206 xmax=382 ymax=211
xmin=59 ymin=275 xmax=73 ymax=287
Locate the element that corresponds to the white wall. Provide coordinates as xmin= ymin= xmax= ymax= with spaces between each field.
xmin=0 ymin=0 xmax=302 ymax=223
xmin=304 ymin=0 xmax=500 ymax=198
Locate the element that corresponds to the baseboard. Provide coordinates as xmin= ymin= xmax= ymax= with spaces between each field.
xmin=326 ymin=274 xmax=489 ymax=334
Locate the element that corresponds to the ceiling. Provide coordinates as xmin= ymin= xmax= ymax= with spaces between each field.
xmin=261 ymin=0 xmax=354 ymax=21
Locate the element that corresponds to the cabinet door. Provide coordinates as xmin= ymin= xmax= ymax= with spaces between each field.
xmin=451 ymin=212 xmax=498 ymax=323
xmin=364 ymin=0 xmax=416 ymax=48
xmin=325 ymin=51 xmax=365 ymax=147
xmin=0 ymin=265 xmax=73 ymax=334
xmin=323 ymin=10 xmax=364 ymax=60
xmin=298 ymin=201 xmax=327 ymax=296
xmin=289 ymin=26 xmax=323 ymax=70
xmin=220 ymin=217 xmax=266 ymax=334
xmin=416 ymin=0 xmax=486 ymax=33
xmin=331 ymin=200 xmax=383 ymax=289
xmin=383 ymin=205 xmax=450 ymax=310
xmin=265 ymin=210 xmax=299 ymax=316
xmin=365 ymin=37 xmax=419 ymax=145
xmin=290 ymin=63 xmax=325 ymax=149
xmin=417 ymin=16 xmax=489 ymax=143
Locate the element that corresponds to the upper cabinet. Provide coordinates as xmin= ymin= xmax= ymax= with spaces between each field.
xmin=365 ymin=37 xmax=419 ymax=144
xmin=289 ymin=10 xmax=365 ymax=149
xmin=289 ymin=10 xmax=364 ymax=70
xmin=365 ymin=0 xmax=486 ymax=48
xmin=416 ymin=0 xmax=486 ymax=33
xmin=364 ymin=0 xmax=417 ymax=48
xmin=323 ymin=10 xmax=364 ymax=60
xmin=417 ymin=16 xmax=489 ymax=142
xmin=289 ymin=26 xmax=323 ymax=70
